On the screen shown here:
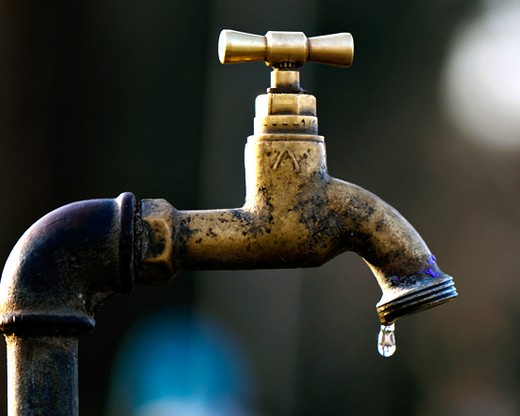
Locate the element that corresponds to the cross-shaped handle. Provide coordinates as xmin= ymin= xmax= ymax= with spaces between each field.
xmin=218 ymin=30 xmax=354 ymax=68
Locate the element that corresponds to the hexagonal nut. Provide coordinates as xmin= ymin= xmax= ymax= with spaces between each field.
xmin=139 ymin=199 xmax=176 ymax=285
xmin=255 ymin=93 xmax=316 ymax=117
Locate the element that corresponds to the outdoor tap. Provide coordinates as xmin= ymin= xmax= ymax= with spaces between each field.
xmin=0 ymin=29 xmax=457 ymax=415
xmin=141 ymin=30 xmax=458 ymax=325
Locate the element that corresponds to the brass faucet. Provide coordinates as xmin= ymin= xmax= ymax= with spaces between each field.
xmin=142 ymin=30 xmax=457 ymax=325
xmin=0 ymin=30 xmax=457 ymax=416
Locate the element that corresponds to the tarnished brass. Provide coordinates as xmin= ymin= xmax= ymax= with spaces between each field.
xmin=219 ymin=29 xmax=354 ymax=68
xmin=140 ymin=198 xmax=176 ymax=284
xmin=140 ymin=30 xmax=457 ymax=325
xmin=254 ymin=92 xmax=317 ymax=135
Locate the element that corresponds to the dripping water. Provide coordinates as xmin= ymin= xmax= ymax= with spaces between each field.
xmin=377 ymin=323 xmax=396 ymax=357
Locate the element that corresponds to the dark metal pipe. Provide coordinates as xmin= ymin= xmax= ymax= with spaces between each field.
xmin=0 ymin=193 xmax=136 ymax=415
xmin=6 ymin=336 xmax=79 ymax=416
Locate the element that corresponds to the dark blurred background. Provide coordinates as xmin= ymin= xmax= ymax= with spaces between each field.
xmin=2 ymin=0 xmax=520 ymax=415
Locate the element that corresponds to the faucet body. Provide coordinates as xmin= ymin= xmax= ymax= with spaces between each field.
xmin=0 ymin=30 xmax=457 ymax=416
xmin=140 ymin=87 xmax=456 ymax=325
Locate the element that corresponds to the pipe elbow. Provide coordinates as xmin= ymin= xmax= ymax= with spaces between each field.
xmin=328 ymin=179 xmax=457 ymax=324
xmin=0 ymin=193 xmax=136 ymax=335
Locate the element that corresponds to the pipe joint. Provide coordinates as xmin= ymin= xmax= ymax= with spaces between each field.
xmin=0 ymin=193 xmax=137 ymax=336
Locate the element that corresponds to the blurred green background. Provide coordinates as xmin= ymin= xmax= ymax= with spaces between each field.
xmin=2 ymin=1 xmax=520 ymax=415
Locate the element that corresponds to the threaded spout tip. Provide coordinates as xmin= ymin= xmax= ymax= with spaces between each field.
xmin=376 ymin=275 xmax=458 ymax=325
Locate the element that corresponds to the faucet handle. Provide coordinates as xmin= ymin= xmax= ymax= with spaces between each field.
xmin=218 ymin=29 xmax=354 ymax=68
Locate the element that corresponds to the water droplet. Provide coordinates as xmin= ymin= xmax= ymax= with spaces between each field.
xmin=377 ymin=323 xmax=396 ymax=357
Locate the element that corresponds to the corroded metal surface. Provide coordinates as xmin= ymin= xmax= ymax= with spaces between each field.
xmin=0 ymin=30 xmax=457 ymax=415
xmin=6 ymin=336 xmax=79 ymax=416
xmin=0 ymin=193 xmax=136 ymax=416
xmin=138 ymin=29 xmax=457 ymax=324
xmin=140 ymin=131 xmax=457 ymax=325
xmin=138 ymin=30 xmax=457 ymax=324
xmin=0 ymin=193 xmax=136 ymax=335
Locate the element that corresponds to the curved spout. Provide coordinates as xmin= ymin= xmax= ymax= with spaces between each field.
xmin=326 ymin=178 xmax=457 ymax=324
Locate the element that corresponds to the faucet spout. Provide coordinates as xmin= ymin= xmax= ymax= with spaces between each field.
xmin=326 ymin=178 xmax=457 ymax=324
